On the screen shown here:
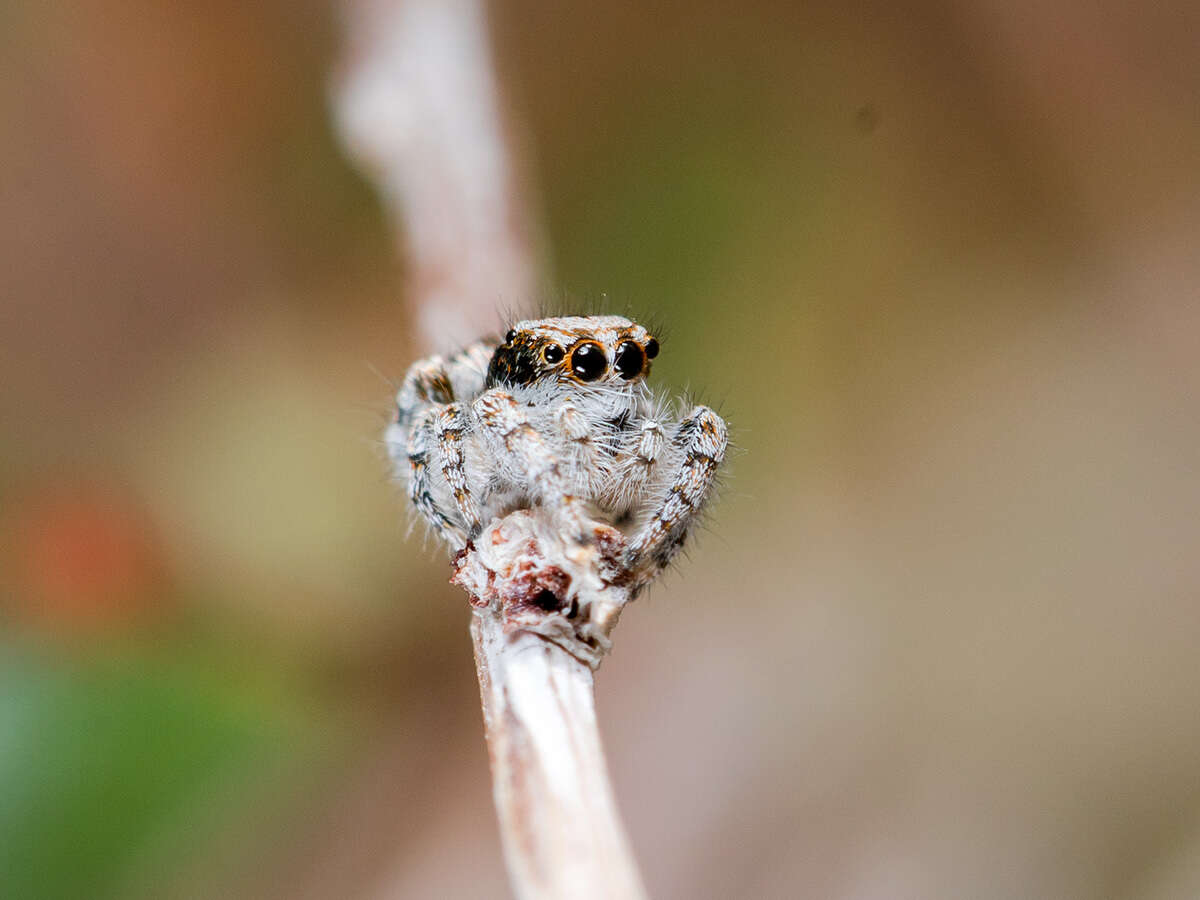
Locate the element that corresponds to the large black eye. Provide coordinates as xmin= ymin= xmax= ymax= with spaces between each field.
xmin=644 ymin=338 xmax=659 ymax=359
xmin=570 ymin=343 xmax=606 ymax=381
xmin=505 ymin=329 xmax=517 ymax=344
xmin=614 ymin=341 xmax=645 ymax=379
xmin=543 ymin=343 xmax=564 ymax=364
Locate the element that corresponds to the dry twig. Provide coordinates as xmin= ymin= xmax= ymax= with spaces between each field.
xmin=334 ymin=2 xmax=648 ymax=897
xmin=334 ymin=0 xmax=537 ymax=351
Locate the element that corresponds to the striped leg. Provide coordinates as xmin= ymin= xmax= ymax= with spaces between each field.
xmin=395 ymin=357 xmax=454 ymax=430
xmin=624 ymin=406 xmax=727 ymax=581
xmin=444 ymin=339 xmax=497 ymax=402
xmin=623 ymin=419 xmax=666 ymax=499
xmin=434 ymin=402 xmax=481 ymax=540
xmin=406 ymin=406 xmax=468 ymax=548
xmin=473 ymin=389 xmax=590 ymax=543
xmin=393 ymin=339 xmax=496 ymax=429
xmin=391 ymin=339 xmax=501 ymax=549
xmin=556 ymin=400 xmax=609 ymax=498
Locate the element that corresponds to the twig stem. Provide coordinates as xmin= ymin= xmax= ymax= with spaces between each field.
xmin=473 ymin=614 xmax=648 ymax=900
xmin=334 ymin=1 xmax=647 ymax=896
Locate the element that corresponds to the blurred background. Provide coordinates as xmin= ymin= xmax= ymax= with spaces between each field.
xmin=3 ymin=0 xmax=1200 ymax=897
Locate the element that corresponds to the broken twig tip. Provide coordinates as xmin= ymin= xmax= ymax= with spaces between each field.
xmin=451 ymin=509 xmax=635 ymax=669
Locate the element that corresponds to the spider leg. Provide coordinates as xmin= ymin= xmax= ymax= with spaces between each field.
xmin=622 ymin=418 xmax=666 ymax=500
xmin=386 ymin=339 xmax=505 ymax=551
xmin=390 ymin=354 xmax=468 ymax=547
xmin=473 ymin=389 xmax=591 ymax=542
xmin=406 ymin=405 xmax=469 ymax=549
xmin=624 ymin=405 xmax=727 ymax=583
xmin=444 ymin=339 xmax=497 ymax=400
xmin=556 ymin=400 xmax=610 ymax=498
xmin=392 ymin=339 xmax=496 ymax=427
xmin=394 ymin=355 xmax=455 ymax=430
xmin=434 ymin=402 xmax=482 ymax=540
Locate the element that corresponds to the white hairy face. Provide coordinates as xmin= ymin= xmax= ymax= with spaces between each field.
xmin=485 ymin=316 xmax=660 ymax=392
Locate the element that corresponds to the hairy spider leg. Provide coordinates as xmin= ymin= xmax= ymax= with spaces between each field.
xmin=472 ymin=389 xmax=592 ymax=544
xmin=621 ymin=418 xmax=666 ymax=501
xmin=434 ymin=402 xmax=481 ymax=539
xmin=395 ymin=356 xmax=454 ymax=429
xmin=445 ymin=339 xmax=498 ymax=400
xmin=393 ymin=341 xmax=500 ymax=548
xmin=405 ymin=406 xmax=468 ymax=547
xmin=624 ymin=405 xmax=727 ymax=582
xmin=555 ymin=400 xmax=614 ymax=499
xmin=395 ymin=340 xmax=497 ymax=425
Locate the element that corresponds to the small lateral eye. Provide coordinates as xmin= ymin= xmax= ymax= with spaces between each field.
xmin=644 ymin=338 xmax=659 ymax=359
xmin=505 ymin=329 xmax=517 ymax=344
xmin=614 ymin=341 xmax=645 ymax=379
xmin=543 ymin=343 xmax=564 ymax=364
xmin=570 ymin=343 xmax=606 ymax=381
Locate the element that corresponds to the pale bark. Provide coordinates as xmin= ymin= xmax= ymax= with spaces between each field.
xmin=473 ymin=618 xmax=647 ymax=900
xmin=333 ymin=2 xmax=647 ymax=897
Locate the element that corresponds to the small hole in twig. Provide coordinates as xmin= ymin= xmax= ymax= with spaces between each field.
xmin=533 ymin=589 xmax=561 ymax=611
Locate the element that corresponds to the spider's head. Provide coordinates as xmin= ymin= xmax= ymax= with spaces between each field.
xmin=486 ymin=315 xmax=659 ymax=391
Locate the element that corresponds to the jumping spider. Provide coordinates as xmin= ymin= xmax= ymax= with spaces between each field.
xmin=386 ymin=315 xmax=728 ymax=588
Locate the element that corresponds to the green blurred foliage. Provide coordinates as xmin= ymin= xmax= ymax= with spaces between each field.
xmin=0 ymin=641 xmax=321 ymax=900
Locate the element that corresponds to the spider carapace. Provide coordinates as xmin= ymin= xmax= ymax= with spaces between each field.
xmin=386 ymin=315 xmax=727 ymax=586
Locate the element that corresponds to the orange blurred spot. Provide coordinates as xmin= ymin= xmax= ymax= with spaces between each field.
xmin=6 ymin=478 xmax=165 ymax=631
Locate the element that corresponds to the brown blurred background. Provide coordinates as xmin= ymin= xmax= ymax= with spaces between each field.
xmin=3 ymin=1 xmax=1200 ymax=898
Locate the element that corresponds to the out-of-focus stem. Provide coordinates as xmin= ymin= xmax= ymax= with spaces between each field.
xmin=333 ymin=0 xmax=537 ymax=350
